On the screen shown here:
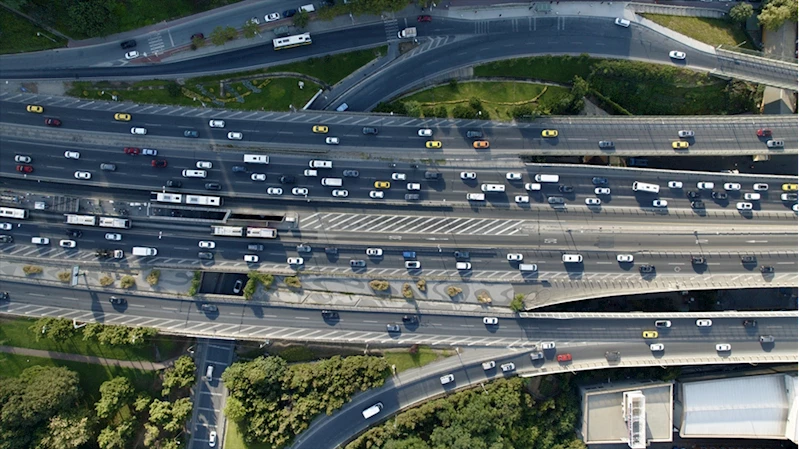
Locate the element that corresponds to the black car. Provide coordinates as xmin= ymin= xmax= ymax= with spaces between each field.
xmin=0 ymin=292 xmax=9 ymax=300
xmin=691 ymin=201 xmax=705 ymax=209
xmin=558 ymin=185 xmax=574 ymax=193
xmin=343 ymin=170 xmax=359 ymax=178
xmin=454 ymin=251 xmax=470 ymax=259
xmin=183 ymin=129 xmax=199 ymax=138
xmin=639 ymin=265 xmax=655 ymax=273
xmin=350 ymin=259 xmax=366 ymax=267
xmin=760 ymin=265 xmax=774 ymax=273
xmin=200 ymin=303 xmax=218 ymax=312
xmin=362 ymin=127 xmax=379 ymax=135
xmin=402 ymin=315 xmax=418 ymax=324
xmin=280 ymin=175 xmax=296 ymax=184
xmin=108 ymin=296 xmax=126 ymax=305
xmin=198 ymin=251 xmax=214 ymax=260
xmin=741 ymin=255 xmax=756 ymax=263
xmin=598 ymin=140 xmax=614 ymax=149
xmin=466 ymin=130 xmax=483 ymax=138
xmin=66 ymin=229 xmax=83 ymax=238
xmin=591 ymin=177 xmax=608 ymax=186
xmin=232 ymin=166 xmax=247 ymax=173
xmin=424 ymin=171 xmax=441 ymax=180
xmin=120 ymin=39 xmax=137 ymax=49
xmin=321 ymin=310 xmax=339 ymax=319
xmin=548 ymin=196 xmax=565 ymax=204
xmin=686 ymin=191 xmax=699 ymax=199
xmin=712 ymin=191 xmax=728 ymax=200
xmin=405 ymin=194 xmax=420 ymax=201
xmin=0 ymin=235 xmax=12 ymax=243
xmin=743 ymin=319 xmax=757 ymax=327
xmin=324 ymin=247 xmax=338 ymax=255
xmin=247 ymin=244 xmax=264 ymax=251
xmin=95 ymin=249 xmax=111 ymax=258
xmin=283 ymin=8 xmax=297 ymax=17
xmin=205 ymin=183 xmax=222 ymax=191
xmin=691 ymin=256 xmax=706 ymax=264
xmin=166 ymin=180 xmax=182 ymax=188
xmin=605 ymin=351 xmax=621 ymax=362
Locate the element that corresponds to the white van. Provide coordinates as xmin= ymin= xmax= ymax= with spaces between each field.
xmin=743 ymin=193 xmax=761 ymax=201
xmin=205 ymin=365 xmax=214 ymax=380
xmin=519 ymin=263 xmax=538 ymax=271
xmin=362 ymin=402 xmax=383 ymax=419
xmin=132 ymin=247 xmax=158 ymax=256
xmin=534 ymin=174 xmax=559 ymax=183
xmin=31 ymin=237 xmax=50 ymax=245
xmin=182 ymin=169 xmax=207 ymax=178
xmin=336 ymin=103 xmax=348 ymax=112
xmin=467 ymin=193 xmax=485 ymax=201
xmin=300 ymin=3 xmax=315 ymax=12
xmin=481 ymin=184 xmax=505 ymax=192
xmin=244 ymin=154 xmax=269 ymax=164
xmin=321 ymin=178 xmax=343 ymax=187
xmin=309 ymin=160 xmax=333 ymax=169
xmin=562 ymin=254 xmax=583 ymax=263
xmin=456 ymin=262 xmax=471 ymax=270
xmin=632 ymin=181 xmax=660 ymax=193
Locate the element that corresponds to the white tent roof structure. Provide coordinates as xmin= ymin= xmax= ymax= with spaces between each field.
xmin=681 ymin=374 xmax=798 ymax=442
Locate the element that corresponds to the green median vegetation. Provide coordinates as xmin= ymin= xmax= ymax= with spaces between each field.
xmin=383 ymin=345 xmax=453 ymax=373
xmin=641 ymin=14 xmax=756 ymax=49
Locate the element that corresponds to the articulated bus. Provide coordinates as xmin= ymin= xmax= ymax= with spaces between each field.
xmin=0 ymin=207 xmax=28 ymax=219
xmin=273 ymin=33 xmax=312 ymax=50
xmin=185 ymin=195 xmax=222 ymax=207
xmin=211 ymin=226 xmax=244 ymax=237
xmin=150 ymin=192 xmax=183 ymax=204
xmin=65 ymin=214 xmax=98 ymax=226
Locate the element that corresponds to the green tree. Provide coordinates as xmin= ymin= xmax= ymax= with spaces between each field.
xmin=757 ymin=0 xmax=798 ymax=30
xmin=143 ymin=423 xmax=160 ymax=447
xmin=134 ymin=394 xmax=152 ymax=412
xmin=243 ymin=20 xmax=260 ymax=38
xmin=30 ymin=317 xmax=76 ymax=341
xmin=34 ymin=412 xmax=93 ymax=449
xmin=222 ymin=356 xmax=288 ymax=401
xmin=166 ymin=82 xmax=182 ymax=98
xmin=293 ymin=11 xmax=310 ymax=28
xmin=729 ymin=3 xmax=754 ymax=23
xmin=509 ymin=294 xmax=525 ymax=312
xmin=210 ymin=26 xmax=237 ymax=45
xmin=452 ymin=105 xmax=475 ymax=119
xmin=66 ymin=0 xmax=113 ymax=37
xmin=162 ymin=356 xmax=197 ymax=396
xmin=223 ymin=397 xmax=247 ymax=422
xmin=97 ymin=419 xmax=135 ymax=449
xmin=166 ymin=398 xmax=193 ymax=432
xmin=191 ymin=35 xmax=206 ymax=49
xmin=95 ymin=377 xmax=134 ymax=419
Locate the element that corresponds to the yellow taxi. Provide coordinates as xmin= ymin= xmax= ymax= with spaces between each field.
xmin=473 ymin=140 xmax=490 ymax=149
xmin=374 ymin=181 xmax=391 ymax=189
xmin=312 ymin=125 xmax=328 ymax=133
xmin=782 ymin=183 xmax=798 ymax=192
xmin=642 ymin=331 xmax=658 ymax=339
xmin=26 ymin=105 xmax=43 ymax=113
xmin=541 ymin=129 xmax=558 ymax=138
xmin=425 ymin=140 xmax=442 ymax=149
xmin=114 ymin=113 xmax=131 ymax=121
xmin=672 ymin=141 xmax=689 ymax=149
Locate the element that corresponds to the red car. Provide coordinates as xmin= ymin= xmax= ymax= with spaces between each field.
xmin=151 ymin=159 xmax=167 ymax=168
xmin=417 ymin=15 xmax=432 ymax=22
xmin=16 ymin=165 xmax=33 ymax=173
xmin=556 ymin=353 xmax=572 ymax=362
xmin=756 ymin=128 xmax=772 ymax=137
xmin=45 ymin=118 xmax=61 ymax=126
xmin=124 ymin=147 xmax=140 ymax=155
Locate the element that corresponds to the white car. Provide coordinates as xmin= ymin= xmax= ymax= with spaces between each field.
xmin=391 ymin=173 xmax=406 ymax=181
xmin=304 ymin=169 xmax=318 ymax=177
xmin=515 ymin=195 xmax=529 ymax=203
xmin=405 ymin=261 xmax=421 ymax=269
xmin=124 ymin=51 xmax=140 ymax=60
xmin=130 ymin=127 xmax=147 ymax=135
xmin=265 ymin=12 xmax=281 ymax=21
xmin=248 ymin=16 xmax=259 ymax=24
xmin=105 ymin=233 xmax=122 ymax=241
xmin=366 ymin=248 xmax=383 ymax=256
xmin=209 ymin=430 xmax=217 ymax=447
xmin=227 ymin=132 xmax=243 ymax=140
xmin=652 ymin=199 xmax=668 ymax=207
xmin=507 ymin=253 xmax=523 ymax=261
xmin=292 ymin=187 xmax=308 ymax=196
xmin=418 ymin=129 xmax=433 ymax=137
xmin=525 ymin=183 xmax=541 ymax=191
xmin=14 ymin=155 xmax=31 ymax=163
xmin=650 ymin=343 xmax=664 ymax=352
xmin=669 ymin=50 xmax=686 ymax=60
xmin=500 ymin=363 xmax=515 ymax=372
xmin=506 ymin=172 xmax=522 ymax=181
xmin=482 ymin=361 xmax=496 ymax=370
xmin=540 ymin=341 xmax=556 ymax=350
xmin=199 ymin=241 xmax=215 ymax=249
xmin=208 ymin=120 xmax=225 ymax=128
xmin=696 ymin=182 xmax=714 ymax=190
xmin=251 ymin=173 xmax=266 ymax=181
xmin=677 ymin=130 xmax=694 ymax=138
xmin=716 ymin=343 xmax=731 ymax=352
xmin=616 ymin=254 xmax=634 ymax=263
xmin=267 ymin=187 xmax=283 ymax=195
xmin=287 ymin=257 xmax=304 ymax=265
xmin=197 ymin=161 xmax=212 ymax=169
xmin=737 ymin=202 xmax=753 ymax=210
xmin=753 ymin=183 xmax=769 ymax=191
xmin=655 ymin=320 xmax=671 ymax=328
xmin=0 ymin=223 xmax=11 ymax=231
xmin=460 ymin=172 xmax=477 ymax=180
xmin=595 ymin=187 xmax=611 ymax=195
xmin=696 ymin=319 xmax=713 ymax=327
xmin=723 ymin=183 xmax=741 ymax=191
xmin=483 ymin=317 xmax=498 ymax=325
xmin=325 ymin=137 xmax=340 ymax=145
xmin=64 ymin=151 xmax=80 ymax=159
xmin=142 ymin=148 xmax=157 ymax=156
xmin=585 ymin=198 xmax=601 ymax=206
xmin=440 ymin=374 xmax=454 ymax=385
xmin=794 ymin=204 xmax=798 ymax=212
xmin=244 ymin=254 xmax=259 ymax=263
xmin=406 ymin=183 xmax=421 ymax=191
xmin=332 ymin=189 xmax=348 ymax=198
xmin=667 ymin=181 xmax=683 ymax=189
xmin=59 ymin=240 xmax=76 ymax=248
xmin=369 ymin=191 xmax=384 ymax=199
xmin=74 ymin=171 xmax=91 ymax=180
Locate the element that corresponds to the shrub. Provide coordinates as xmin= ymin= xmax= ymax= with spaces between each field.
xmin=477 ymin=291 xmax=492 ymax=303
xmin=510 ymin=293 xmax=525 ymax=312
xmin=402 ymin=283 xmax=413 ymax=299
xmin=146 ymin=269 xmax=160 ymax=286
xmin=446 ymin=286 xmax=463 ymax=297
xmin=100 ymin=275 xmax=114 ymax=287
xmin=416 ymin=279 xmax=427 ymax=291
xmin=243 ymin=279 xmax=257 ymax=300
xmin=284 ymin=276 xmax=302 ymax=289
xmin=57 ymin=271 xmax=71 ymax=282
xmin=188 ymin=271 xmax=201 ymax=296
xmin=369 ymin=280 xmax=390 ymax=291
xmin=23 ymin=265 xmax=43 ymax=275
xmin=120 ymin=275 xmax=136 ymax=289
xmin=248 ymin=271 xmax=274 ymax=289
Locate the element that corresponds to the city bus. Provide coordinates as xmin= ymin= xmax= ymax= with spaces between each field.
xmin=273 ymin=33 xmax=312 ymax=50
xmin=246 ymin=227 xmax=277 ymax=238
xmin=185 ymin=195 xmax=222 ymax=207
xmin=211 ymin=226 xmax=244 ymax=237
xmin=0 ymin=207 xmax=28 ymax=219
xmin=99 ymin=217 xmax=131 ymax=229
xmin=150 ymin=192 xmax=183 ymax=204
xmin=65 ymin=214 xmax=98 ymax=226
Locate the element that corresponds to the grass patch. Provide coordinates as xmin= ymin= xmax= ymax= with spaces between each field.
xmin=369 ymin=279 xmax=390 ymax=291
xmin=277 ymin=346 xmax=316 ymax=363
xmin=383 ymin=346 xmax=451 ymax=373
xmin=189 ymin=271 xmax=202 ymax=296
xmin=263 ymin=47 xmax=387 ymax=85
xmin=22 ymin=265 xmax=43 ymax=275
xmin=0 ymin=9 xmax=67 ymax=54
xmin=0 ymin=317 xmax=185 ymax=362
xmin=641 ymin=14 xmax=755 ymax=49
xmin=475 ymin=54 xmax=596 ymax=84
xmin=225 ymin=421 xmax=274 ymax=449
xmin=0 ymin=352 xmax=158 ymax=404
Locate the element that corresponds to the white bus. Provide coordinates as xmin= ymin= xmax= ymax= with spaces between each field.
xmin=211 ymin=226 xmax=244 ymax=237
xmin=632 ymin=181 xmax=660 ymax=193
xmin=151 ymin=192 xmax=183 ymax=204
xmin=273 ymin=33 xmax=312 ymax=50
xmin=246 ymin=227 xmax=277 ymax=239
xmin=0 ymin=207 xmax=28 ymax=219
xmin=185 ymin=195 xmax=222 ymax=207
xmin=99 ymin=217 xmax=132 ymax=229
xmin=65 ymin=214 xmax=98 ymax=226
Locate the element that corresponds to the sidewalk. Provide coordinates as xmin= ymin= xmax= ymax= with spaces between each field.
xmin=0 ymin=345 xmax=172 ymax=370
